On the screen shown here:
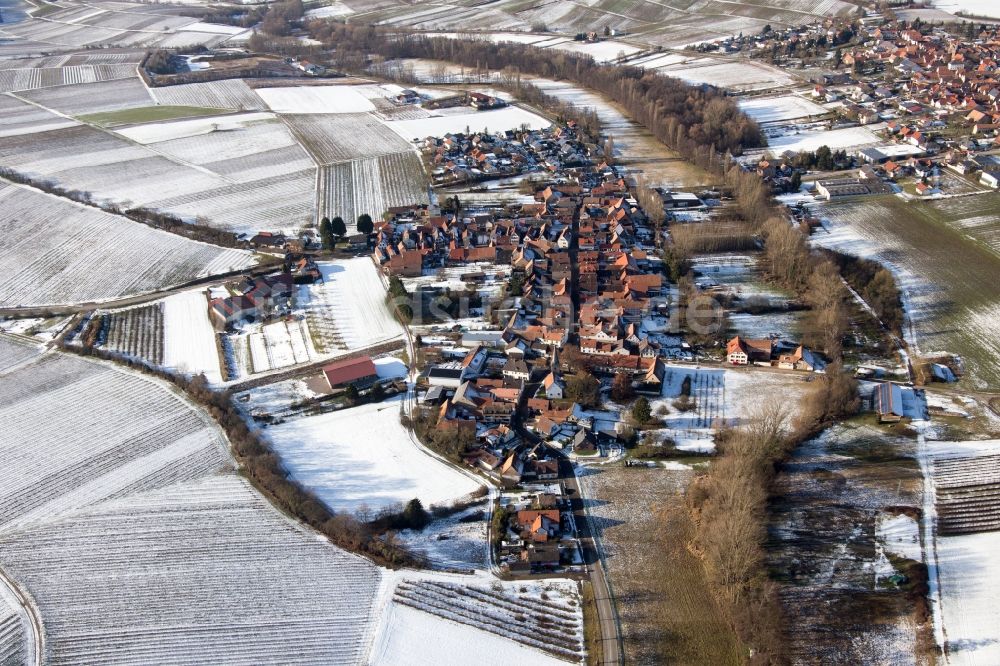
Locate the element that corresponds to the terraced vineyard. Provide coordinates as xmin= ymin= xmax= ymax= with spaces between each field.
xmin=0 ymin=181 xmax=255 ymax=307
xmin=933 ymin=454 xmax=1000 ymax=535
xmin=319 ymin=152 xmax=428 ymax=231
xmin=102 ymin=304 xmax=165 ymax=365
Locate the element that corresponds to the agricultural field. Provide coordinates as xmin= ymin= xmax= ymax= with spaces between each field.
xmin=370 ymin=573 xmax=583 ymax=665
xmin=766 ymin=125 xmax=881 ymax=153
xmin=0 ymin=63 xmax=137 ymax=93
xmin=578 ymin=464 xmax=743 ymax=664
xmin=101 ymin=303 xmax=165 ymax=365
xmin=261 ymin=395 xmax=484 ymax=514
xmin=383 ymin=105 xmax=550 ymax=142
xmin=739 ymin=94 xmax=830 ymax=124
xmin=814 ymin=195 xmax=1000 ymax=390
xmin=319 ymin=152 xmax=429 ymax=231
xmin=0 ymin=94 xmax=79 ymax=137
xmin=0 ymin=181 xmax=255 ymax=307
xmin=0 ymin=334 xmax=42 ymax=375
xmin=162 ymin=289 xmax=225 ymax=384
xmin=256 ymin=85 xmax=377 ymax=114
xmin=149 ymin=79 xmax=269 ymax=111
xmin=80 ymin=105 xmax=229 ymax=127
xmin=17 ymin=76 xmax=153 ymax=115
xmin=298 ymin=258 xmax=406 ymax=352
xmin=769 ymin=424 xmax=926 ymax=664
xmin=285 ymin=112 xmax=415 ymax=163
xmin=527 ymin=76 xmax=712 ymax=187
xmin=932 ymin=0 xmax=1000 ymax=18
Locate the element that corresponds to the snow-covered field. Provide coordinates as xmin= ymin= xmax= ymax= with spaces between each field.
xmin=370 ymin=572 xmax=583 ymax=665
xmin=658 ymin=58 xmax=798 ymax=91
xmin=0 ymin=334 xmax=42 ymax=375
xmin=255 ymin=85 xmax=377 ymax=114
xmin=739 ymin=95 xmax=829 ymax=123
xmin=384 ymin=106 xmax=550 ymax=141
xmin=936 ymin=530 xmax=1000 ymax=665
xmin=299 ymin=258 xmax=406 ymax=352
xmin=932 ymin=0 xmax=1000 ymax=18
xmin=264 ymin=395 xmax=483 ymax=513
xmin=0 ymin=182 xmax=255 ymax=307
xmin=767 ymin=126 xmax=881 ymax=153
xmin=162 ymin=289 xmax=223 ymax=383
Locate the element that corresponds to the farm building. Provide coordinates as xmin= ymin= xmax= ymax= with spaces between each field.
xmin=726 ymin=336 xmax=773 ymax=365
xmin=873 ymin=382 xmax=906 ymax=423
xmin=661 ymin=191 xmax=703 ymax=209
xmin=322 ymin=356 xmax=379 ymax=390
xmin=815 ymin=178 xmax=891 ymax=200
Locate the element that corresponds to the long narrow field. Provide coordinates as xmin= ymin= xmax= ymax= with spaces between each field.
xmin=814 ymin=195 xmax=1000 ymax=390
xmin=319 ymin=152 xmax=428 ymax=230
xmin=578 ymin=464 xmax=744 ymax=664
xmin=0 ymin=181 xmax=255 ymax=307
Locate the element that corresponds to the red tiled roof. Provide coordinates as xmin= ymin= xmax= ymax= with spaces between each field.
xmin=323 ymin=356 xmax=377 ymax=387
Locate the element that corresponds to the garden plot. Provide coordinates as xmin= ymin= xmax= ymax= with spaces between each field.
xmin=149 ymin=78 xmax=268 ymax=111
xmin=739 ymin=94 xmax=829 ymax=124
xmin=17 ymin=76 xmax=152 ymax=115
xmin=263 ymin=395 xmax=483 ymax=514
xmin=319 ymin=152 xmax=428 ymax=230
xmin=649 ymin=365 xmax=726 ymax=452
xmin=102 ymin=303 xmax=165 ymax=365
xmin=298 ymin=258 xmax=405 ymax=352
xmin=0 ymin=182 xmax=255 ymax=307
xmin=0 ymin=94 xmax=80 ymax=137
xmin=246 ymin=319 xmax=312 ymax=374
xmin=162 ymin=289 xmax=224 ymax=384
xmin=256 ymin=85 xmax=377 ymax=114
xmin=397 ymin=504 xmax=488 ymax=570
xmin=401 ymin=262 xmax=511 ymax=301
xmin=384 ymin=578 xmax=584 ymax=663
xmin=384 ymin=105 xmax=550 ymax=142
xmin=767 ymin=126 xmax=881 ymax=153
xmin=284 ymin=112 xmax=414 ymax=163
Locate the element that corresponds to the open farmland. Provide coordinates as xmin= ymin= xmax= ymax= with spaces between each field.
xmin=739 ymin=94 xmax=830 ymax=123
xmin=285 ymin=112 xmax=415 ymax=163
xmin=383 ymin=105 xmax=550 ymax=142
xmin=0 ymin=94 xmax=79 ymax=137
xmin=17 ymin=76 xmax=153 ymax=115
xmin=162 ymin=289 xmax=224 ymax=384
xmin=0 ymin=63 xmax=137 ymax=93
xmin=0 ymin=348 xmax=388 ymax=664
xmin=261 ymin=395 xmax=484 ymax=513
xmin=299 ymin=258 xmax=406 ymax=352
xmin=578 ymin=464 xmax=743 ymax=664
xmin=149 ymin=79 xmax=268 ymax=111
xmin=319 ymin=152 xmax=428 ymax=230
xmin=814 ymin=195 xmax=1000 ymax=389
xmin=0 ymin=334 xmax=42 ymax=375
xmin=770 ymin=424 xmax=925 ymax=664
xmin=0 ymin=181 xmax=255 ymax=307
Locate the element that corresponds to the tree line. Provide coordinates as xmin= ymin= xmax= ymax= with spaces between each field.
xmin=301 ymin=23 xmax=765 ymax=165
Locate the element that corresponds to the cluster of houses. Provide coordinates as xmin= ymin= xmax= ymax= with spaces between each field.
xmin=496 ymin=487 xmax=579 ymax=574
xmin=778 ymin=18 xmax=1000 ymax=190
xmin=209 ymin=273 xmax=294 ymax=329
xmin=726 ymin=335 xmax=825 ymax=372
xmin=421 ymin=122 xmax=591 ymax=186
